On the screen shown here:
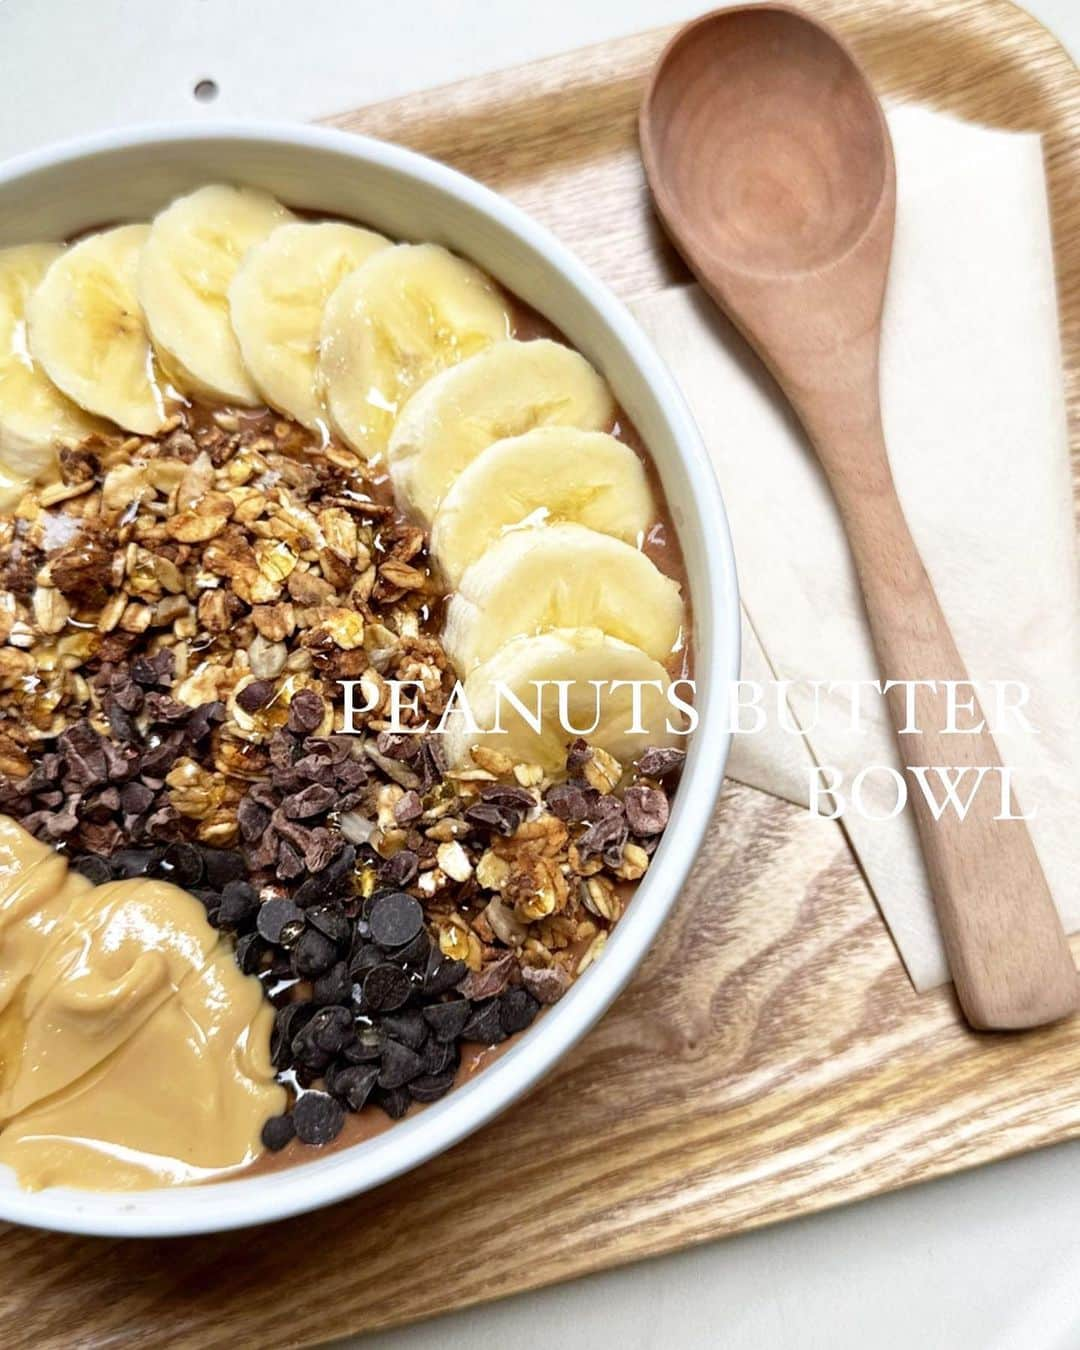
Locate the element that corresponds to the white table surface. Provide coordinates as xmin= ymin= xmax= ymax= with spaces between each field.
xmin=2 ymin=2 xmax=1077 ymax=1346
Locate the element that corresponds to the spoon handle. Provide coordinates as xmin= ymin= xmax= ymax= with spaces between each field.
xmin=819 ymin=417 xmax=1077 ymax=1029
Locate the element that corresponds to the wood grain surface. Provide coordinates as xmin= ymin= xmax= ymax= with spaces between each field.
xmin=1 ymin=2 xmax=1078 ymax=1345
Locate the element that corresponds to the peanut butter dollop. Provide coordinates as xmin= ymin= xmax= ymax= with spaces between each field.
xmin=0 ymin=815 xmax=284 ymax=1190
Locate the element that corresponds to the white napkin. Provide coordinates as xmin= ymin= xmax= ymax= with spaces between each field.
xmin=632 ymin=106 xmax=1080 ymax=991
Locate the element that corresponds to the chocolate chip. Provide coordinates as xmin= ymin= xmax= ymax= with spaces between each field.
xmin=624 ymin=784 xmax=669 ymax=836
xmin=279 ymin=917 xmax=306 ymax=949
xmin=200 ymin=847 xmax=245 ymax=889
xmin=290 ymin=1032 xmax=332 ymax=1075
xmin=261 ymin=1113 xmax=296 ymax=1151
xmin=348 ymin=943 xmax=383 ymax=980
xmin=292 ymin=927 xmax=339 ymax=978
xmin=392 ymin=928 xmax=432 ymax=970
xmin=635 ymin=746 xmax=686 ymax=779
xmin=293 ymin=1091 xmax=345 ymax=1145
xmin=408 ymin=1071 xmax=456 ymax=1103
xmin=237 ymin=679 xmax=276 ymax=713
xmin=71 ymin=854 xmax=113 ymax=885
xmin=343 ymin=1025 xmax=383 ymax=1063
xmin=257 ymin=896 xmax=304 ymax=944
xmin=293 ymin=874 xmax=336 ymax=909
xmin=217 ymin=879 xmax=259 ymax=929
xmin=369 ymin=891 xmax=424 ymax=949
xmin=420 ymin=1037 xmax=457 ymax=1076
xmin=363 ymin=962 xmax=412 ymax=1012
xmin=377 ymin=1038 xmax=424 ymax=1089
xmin=307 ymin=1005 xmax=354 ymax=1054
xmin=373 ymin=1085 xmax=411 ymax=1119
xmin=235 ymin=931 xmax=266 ymax=975
xmin=462 ymin=1000 xmax=507 ymax=1045
xmin=287 ymin=688 xmax=325 ymax=734
xmin=306 ymin=904 xmax=351 ymax=946
xmin=423 ymin=999 xmax=471 ymax=1043
xmin=379 ymin=1008 xmax=427 ymax=1050
xmin=111 ymin=847 xmax=161 ymax=878
xmin=423 ymin=949 xmax=468 ymax=996
xmin=312 ymin=960 xmax=352 ymax=1007
xmin=498 ymin=987 xmax=540 ymax=1035
xmin=155 ymin=837 xmax=203 ymax=891
xmin=331 ymin=1064 xmax=379 ymax=1112
xmin=271 ymin=1001 xmax=315 ymax=1067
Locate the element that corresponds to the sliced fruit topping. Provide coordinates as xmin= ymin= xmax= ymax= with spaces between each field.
xmin=318 ymin=242 xmax=512 ymax=460
xmin=388 ymin=337 xmax=614 ymax=522
xmin=0 ymin=243 xmax=106 ymax=481
xmin=443 ymin=522 xmax=683 ymax=671
xmin=138 ymin=184 xmax=293 ymax=405
xmin=27 ymin=224 xmax=174 ymax=436
xmin=229 ymin=220 xmax=391 ymax=433
xmin=444 ymin=627 xmax=680 ymax=774
xmin=430 ymin=425 xmax=654 ymax=586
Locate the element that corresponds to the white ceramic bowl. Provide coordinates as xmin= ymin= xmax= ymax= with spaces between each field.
xmin=0 ymin=122 xmax=739 ymax=1237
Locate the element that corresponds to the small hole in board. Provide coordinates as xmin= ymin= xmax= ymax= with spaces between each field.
xmin=193 ymin=79 xmax=219 ymax=103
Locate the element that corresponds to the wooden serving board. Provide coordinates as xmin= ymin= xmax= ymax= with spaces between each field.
xmin=3 ymin=2 xmax=1078 ymax=1345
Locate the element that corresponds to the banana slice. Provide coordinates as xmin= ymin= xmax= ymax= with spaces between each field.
xmin=27 ymin=224 xmax=173 ymax=435
xmin=228 ymin=220 xmax=391 ymax=432
xmin=139 ymin=184 xmax=293 ymax=405
xmin=430 ymin=426 xmax=653 ymax=586
xmin=0 ymin=244 xmax=106 ymax=483
xmin=388 ymin=338 xmax=614 ymax=522
xmin=318 ymin=243 xmax=512 ymax=460
xmin=443 ymin=522 xmax=683 ymax=672
xmin=444 ymin=627 xmax=680 ymax=774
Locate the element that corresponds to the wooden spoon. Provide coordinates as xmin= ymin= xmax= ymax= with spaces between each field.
xmin=640 ymin=3 xmax=1077 ymax=1029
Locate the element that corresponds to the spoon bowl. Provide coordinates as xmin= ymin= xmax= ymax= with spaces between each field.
xmin=644 ymin=7 xmax=889 ymax=276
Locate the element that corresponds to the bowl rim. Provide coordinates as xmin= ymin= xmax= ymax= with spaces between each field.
xmin=0 ymin=119 xmax=740 ymax=1238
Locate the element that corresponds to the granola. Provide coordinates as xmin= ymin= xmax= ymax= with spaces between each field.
xmin=0 ymin=403 xmax=684 ymax=1147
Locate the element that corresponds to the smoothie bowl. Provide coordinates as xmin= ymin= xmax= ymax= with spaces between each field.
xmin=0 ymin=124 xmax=738 ymax=1236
